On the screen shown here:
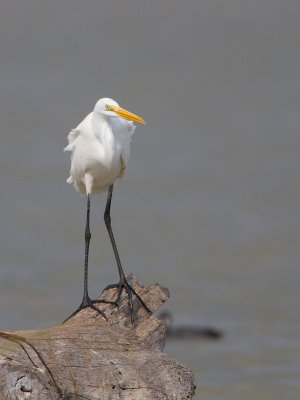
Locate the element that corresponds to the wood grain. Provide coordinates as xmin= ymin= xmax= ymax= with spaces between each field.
xmin=0 ymin=275 xmax=195 ymax=399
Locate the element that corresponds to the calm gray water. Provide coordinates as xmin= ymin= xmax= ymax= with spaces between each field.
xmin=0 ymin=1 xmax=299 ymax=398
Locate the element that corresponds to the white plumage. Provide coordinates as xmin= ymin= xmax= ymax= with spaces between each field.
xmin=63 ymin=97 xmax=148 ymax=324
xmin=65 ymin=98 xmax=140 ymax=194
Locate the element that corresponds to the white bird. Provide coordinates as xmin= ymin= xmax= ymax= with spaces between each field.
xmin=64 ymin=98 xmax=150 ymax=323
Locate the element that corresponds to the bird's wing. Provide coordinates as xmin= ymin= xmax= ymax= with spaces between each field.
xmin=64 ymin=129 xmax=80 ymax=152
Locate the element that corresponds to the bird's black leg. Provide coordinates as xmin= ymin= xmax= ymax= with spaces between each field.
xmin=63 ymin=194 xmax=112 ymax=323
xmin=102 ymin=184 xmax=151 ymax=324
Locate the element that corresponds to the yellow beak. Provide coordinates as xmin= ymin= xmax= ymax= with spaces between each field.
xmin=112 ymin=105 xmax=146 ymax=125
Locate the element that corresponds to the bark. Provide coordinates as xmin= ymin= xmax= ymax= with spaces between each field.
xmin=0 ymin=275 xmax=195 ymax=399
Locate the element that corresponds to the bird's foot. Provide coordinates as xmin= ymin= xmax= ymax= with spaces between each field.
xmin=63 ymin=295 xmax=115 ymax=323
xmin=102 ymin=277 xmax=152 ymax=325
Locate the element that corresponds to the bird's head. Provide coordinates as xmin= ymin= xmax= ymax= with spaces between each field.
xmin=94 ymin=98 xmax=145 ymax=124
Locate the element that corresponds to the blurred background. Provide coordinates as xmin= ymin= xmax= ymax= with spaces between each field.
xmin=0 ymin=1 xmax=299 ymax=399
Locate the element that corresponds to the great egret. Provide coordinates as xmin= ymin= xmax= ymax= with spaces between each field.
xmin=64 ymin=98 xmax=150 ymax=323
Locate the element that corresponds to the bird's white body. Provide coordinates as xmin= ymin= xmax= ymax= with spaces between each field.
xmin=63 ymin=98 xmax=148 ymax=323
xmin=65 ymin=98 xmax=136 ymax=194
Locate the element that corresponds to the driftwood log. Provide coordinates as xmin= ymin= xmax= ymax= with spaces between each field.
xmin=0 ymin=275 xmax=195 ymax=399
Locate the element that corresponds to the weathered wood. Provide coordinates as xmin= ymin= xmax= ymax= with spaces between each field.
xmin=0 ymin=275 xmax=195 ymax=399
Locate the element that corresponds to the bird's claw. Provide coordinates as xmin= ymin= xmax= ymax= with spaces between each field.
xmin=92 ymin=298 xmax=119 ymax=309
xmin=102 ymin=278 xmax=152 ymax=325
xmin=63 ymin=296 xmax=109 ymax=323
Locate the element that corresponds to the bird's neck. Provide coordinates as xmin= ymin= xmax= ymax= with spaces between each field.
xmin=92 ymin=113 xmax=115 ymax=163
xmin=93 ymin=113 xmax=112 ymax=139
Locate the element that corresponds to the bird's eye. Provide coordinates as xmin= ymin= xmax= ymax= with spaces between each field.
xmin=105 ymin=104 xmax=114 ymax=112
